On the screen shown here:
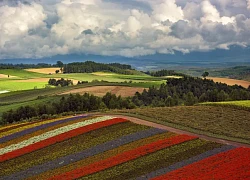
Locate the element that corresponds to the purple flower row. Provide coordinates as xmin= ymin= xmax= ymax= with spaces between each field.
xmin=3 ymin=128 xmax=166 ymax=180
xmin=0 ymin=115 xmax=89 ymax=144
xmin=136 ymin=145 xmax=235 ymax=180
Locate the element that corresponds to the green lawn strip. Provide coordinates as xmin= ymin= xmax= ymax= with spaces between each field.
xmin=111 ymin=106 xmax=250 ymax=144
xmin=0 ymin=80 xmax=48 ymax=91
xmin=0 ymin=69 xmax=46 ymax=79
xmin=82 ymin=139 xmax=221 ymax=180
xmin=0 ymin=122 xmax=150 ymax=176
xmin=33 ymin=132 xmax=174 ymax=179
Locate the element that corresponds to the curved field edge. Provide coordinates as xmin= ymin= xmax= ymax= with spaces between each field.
xmin=200 ymin=100 xmax=250 ymax=111
xmin=107 ymin=107 xmax=250 ymax=145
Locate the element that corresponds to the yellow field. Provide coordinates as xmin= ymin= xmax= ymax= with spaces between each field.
xmin=208 ymin=77 xmax=250 ymax=88
xmin=25 ymin=68 xmax=61 ymax=74
xmin=0 ymin=74 xmax=17 ymax=78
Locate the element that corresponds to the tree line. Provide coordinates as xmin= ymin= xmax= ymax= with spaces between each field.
xmin=132 ymin=76 xmax=250 ymax=107
xmin=0 ymin=63 xmax=55 ymax=69
xmin=2 ymin=92 xmax=135 ymax=123
xmin=148 ymin=69 xmax=187 ymax=77
xmin=63 ymin=61 xmax=133 ymax=74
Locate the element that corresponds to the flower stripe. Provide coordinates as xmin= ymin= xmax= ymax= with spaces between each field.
xmin=0 ymin=122 xmax=33 ymax=133
xmin=0 ymin=115 xmax=89 ymax=142
xmin=0 ymin=116 xmax=95 ymax=148
xmin=83 ymin=140 xmax=219 ymax=180
xmin=48 ymin=134 xmax=197 ymax=180
xmin=0 ymin=116 xmax=79 ymax=138
xmin=0 ymin=122 xmax=140 ymax=177
xmin=0 ymin=116 xmax=119 ymax=162
xmin=32 ymin=132 xmax=174 ymax=180
xmin=136 ymin=145 xmax=235 ymax=180
xmin=4 ymin=128 xmax=166 ymax=180
xmin=152 ymin=147 xmax=250 ymax=180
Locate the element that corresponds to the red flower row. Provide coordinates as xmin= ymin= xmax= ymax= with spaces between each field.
xmin=0 ymin=118 xmax=127 ymax=163
xmin=48 ymin=134 xmax=197 ymax=180
xmin=153 ymin=147 xmax=250 ymax=180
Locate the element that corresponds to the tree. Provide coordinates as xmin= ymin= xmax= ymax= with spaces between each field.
xmin=184 ymin=92 xmax=198 ymax=106
xmin=56 ymin=61 xmax=64 ymax=68
xmin=202 ymin=72 xmax=209 ymax=78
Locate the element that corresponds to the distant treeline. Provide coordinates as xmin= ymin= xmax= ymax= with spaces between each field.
xmin=211 ymin=66 xmax=250 ymax=80
xmin=2 ymin=76 xmax=250 ymax=124
xmin=0 ymin=63 xmax=55 ymax=69
xmin=148 ymin=69 xmax=187 ymax=77
xmin=63 ymin=61 xmax=133 ymax=74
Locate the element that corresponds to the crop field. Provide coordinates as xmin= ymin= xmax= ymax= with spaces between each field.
xmin=201 ymin=100 xmax=250 ymax=108
xmin=208 ymin=77 xmax=250 ymax=88
xmin=0 ymin=115 xmax=249 ymax=179
xmin=116 ymin=106 xmax=250 ymax=144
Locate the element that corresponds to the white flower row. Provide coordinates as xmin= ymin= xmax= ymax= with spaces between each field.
xmin=0 ymin=116 xmax=115 ymax=155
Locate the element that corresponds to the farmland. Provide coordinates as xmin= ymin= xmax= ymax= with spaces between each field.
xmin=0 ymin=68 xmax=165 ymax=92
xmin=0 ymin=115 xmax=249 ymax=179
xmin=115 ymin=106 xmax=250 ymax=144
xmin=208 ymin=77 xmax=250 ymax=88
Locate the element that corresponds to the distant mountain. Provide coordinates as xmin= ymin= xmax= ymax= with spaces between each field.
xmin=1 ymin=45 xmax=250 ymax=70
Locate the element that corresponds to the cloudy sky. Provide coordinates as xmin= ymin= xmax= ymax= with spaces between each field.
xmin=0 ymin=0 xmax=250 ymax=59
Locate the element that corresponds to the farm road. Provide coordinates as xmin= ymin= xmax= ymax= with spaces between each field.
xmin=103 ymin=114 xmax=250 ymax=148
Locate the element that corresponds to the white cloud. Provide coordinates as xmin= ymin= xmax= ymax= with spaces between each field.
xmin=0 ymin=3 xmax=46 ymax=47
xmin=152 ymin=0 xmax=184 ymax=23
xmin=247 ymin=0 xmax=250 ymax=9
xmin=0 ymin=0 xmax=250 ymax=59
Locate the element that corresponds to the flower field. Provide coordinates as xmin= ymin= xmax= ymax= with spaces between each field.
xmin=0 ymin=115 xmax=249 ymax=180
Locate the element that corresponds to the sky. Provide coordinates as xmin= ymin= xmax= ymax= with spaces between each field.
xmin=0 ymin=0 xmax=250 ymax=60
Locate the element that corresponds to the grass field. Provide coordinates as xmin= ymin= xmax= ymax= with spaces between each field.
xmin=0 ymin=80 xmax=48 ymax=91
xmin=0 ymin=69 xmax=166 ymax=92
xmin=0 ymin=115 xmax=249 ymax=179
xmin=0 ymin=69 xmax=46 ymax=79
xmin=115 ymin=106 xmax=250 ymax=144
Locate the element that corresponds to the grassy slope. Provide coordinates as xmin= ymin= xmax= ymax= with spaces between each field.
xmin=114 ymin=106 xmax=250 ymax=144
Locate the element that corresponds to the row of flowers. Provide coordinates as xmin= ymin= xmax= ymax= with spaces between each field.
xmin=152 ymin=147 xmax=250 ymax=180
xmin=0 ymin=115 xmax=89 ymax=143
xmin=1 ymin=121 xmax=139 ymax=177
xmin=137 ymin=144 xmax=235 ymax=180
xmin=48 ymin=134 xmax=197 ymax=180
xmin=0 ymin=116 xmax=118 ymax=162
xmin=0 ymin=116 xmax=72 ymax=138
xmin=4 ymin=127 xmax=166 ymax=180
xmin=83 ymin=138 xmax=213 ymax=179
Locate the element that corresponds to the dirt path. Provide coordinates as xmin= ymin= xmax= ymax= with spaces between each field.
xmin=104 ymin=114 xmax=250 ymax=148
